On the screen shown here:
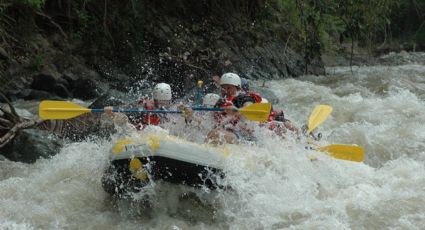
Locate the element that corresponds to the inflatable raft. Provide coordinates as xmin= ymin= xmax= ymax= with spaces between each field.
xmin=101 ymin=131 xmax=364 ymax=196
xmin=101 ymin=133 xmax=230 ymax=196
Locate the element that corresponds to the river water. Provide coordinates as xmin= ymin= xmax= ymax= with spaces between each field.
xmin=1 ymin=52 xmax=425 ymax=229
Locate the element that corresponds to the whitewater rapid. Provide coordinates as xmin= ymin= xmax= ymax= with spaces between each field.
xmin=1 ymin=52 xmax=425 ymax=229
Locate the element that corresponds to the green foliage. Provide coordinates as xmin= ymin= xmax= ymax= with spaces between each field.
xmin=276 ymin=0 xmax=303 ymax=35
xmin=72 ymin=9 xmax=91 ymax=40
xmin=30 ymin=54 xmax=44 ymax=70
xmin=272 ymin=0 xmax=399 ymax=52
xmin=389 ymin=0 xmax=425 ymax=46
xmin=2 ymin=0 xmax=424 ymax=69
xmin=318 ymin=14 xmax=345 ymax=51
xmin=18 ymin=0 xmax=45 ymax=9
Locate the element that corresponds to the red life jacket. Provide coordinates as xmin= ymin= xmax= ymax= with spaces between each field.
xmin=221 ymin=95 xmax=235 ymax=107
xmin=138 ymin=99 xmax=161 ymax=126
xmin=268 ymin=110 xmax=285 ymax=122
xmin=219 ymin=92 xmax=259 ymax=108
xmin=262 ymin=109 xmax=286 ymax=132
xmin=212 ymin=95 xmax=235 ymax=125
xmin=214 ymin=93 xmax=258 ymax=127
xmin=247 ymin=92 xmax=262 ymax=103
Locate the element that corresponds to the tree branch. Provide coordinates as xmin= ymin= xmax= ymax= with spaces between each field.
xmin=0 ymin=120 xmax=39 ymax=148
xmin=0 ymin=92 xmax=19 ymax=123
xmin=35 ymin=11 xmax=68 ymax=39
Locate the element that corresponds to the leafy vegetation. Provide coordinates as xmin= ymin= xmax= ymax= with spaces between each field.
xmin=0 ymin=0 xmax=424 ymax=65
xmin=389 ymin=0 xmax=425 ymax=48
xmin=19 ymin=0 xmax=46 ymax=9
xmin=274 ymin=0 xmax=394 ymax=50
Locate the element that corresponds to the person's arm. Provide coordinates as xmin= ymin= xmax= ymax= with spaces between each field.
xmin=177 ymin=104 xmax=198 ymax=125
xmin=103 ymin=106 xmax=130 ymax=127
xmin=284 ymin=120 xmax=300 ymax=135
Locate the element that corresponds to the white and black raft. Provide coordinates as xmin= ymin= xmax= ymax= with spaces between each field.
xmin=101 ymin=134 xmax=229 ymax=196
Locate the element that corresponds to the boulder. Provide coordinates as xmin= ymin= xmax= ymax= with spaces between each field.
xmin=89 ymin=89 xmax=145 ymax=108
xmin=54 ymin=83 xmax=71 ymax=98
xmin=72 ymin=78 xmax=104 ymax=100
xmin=24 ymin=89 xmax=62 ymax=100
xmin=31 ymin=73 xmax=57 ymax=91
xmin=0 ymin=47 xmax=9 ymax=60
xmin=0 ymin=129 xmax=64 ymax=163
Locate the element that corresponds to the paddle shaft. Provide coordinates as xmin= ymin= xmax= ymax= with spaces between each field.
xmin=114 ymin=107 xmax=237 ymax=113
xmin=109 ymin=107 xmax=231 ymax=113
xmin=41 ymin=107 xmax=232 ymax=114
xmin=39 ymin=100 xmax=271 ymax=121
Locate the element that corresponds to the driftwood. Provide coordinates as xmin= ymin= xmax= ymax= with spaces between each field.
xmin=0 ymin=92 xmax=41 ymax=148
xmin=0 ymin=119 xmax=39 ymax=148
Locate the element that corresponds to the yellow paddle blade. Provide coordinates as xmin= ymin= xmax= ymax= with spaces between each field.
xmin=317 ymin=144 xmax=365 ymax=162
xmin=39 ymin=100 xmax=91 ymax=120
xmin=239 ymin=102 xmax=271 ymax=122
xmin=307 ymin=105 xmax=333 ymax=133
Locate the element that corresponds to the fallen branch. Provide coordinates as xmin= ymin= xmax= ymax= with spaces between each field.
xmin=35 ymin=11 xmax=68 ymax=39
xmin=0 ymin=92 xmax=42 ymax=147
xmin=0 ymin=117 xmax=13 ymax=127
xmin=0 ymin=119 xmax=39 ymax=148
xmin=0 ymin=92 xmax=19 ymax=122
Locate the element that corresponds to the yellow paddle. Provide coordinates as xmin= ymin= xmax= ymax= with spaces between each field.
xmin=235 ymin=102 xmax=271 ymax=122
xmin=39 ymin=100 xmax=95 ymax=120
xmin=316 ymin=144 xmax=365 ymax=162
xmin=307 ymin=104 xmax=333 ymax=134
xmin=39 ymin=100 xmax=272 ymax=122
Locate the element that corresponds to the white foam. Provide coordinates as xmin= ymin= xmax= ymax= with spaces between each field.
xmin=2 ymin=54 xmax=425 ymax=229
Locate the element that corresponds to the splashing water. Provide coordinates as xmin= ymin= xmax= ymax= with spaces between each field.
xmin=1 ymin=53 xmax=425 ymax=229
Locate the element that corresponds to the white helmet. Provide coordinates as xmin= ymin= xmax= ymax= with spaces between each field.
xmin=261 ymin=98 xmax=269 ymax=103
xmin=220 ymin=73 xmax=241 ymax=87
xmin=203 ymin=93 xmax=220 ymax=107
xmin=153 ymin=83 xmax=172 ymax=101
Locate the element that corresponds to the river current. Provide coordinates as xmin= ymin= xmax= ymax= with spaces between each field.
xmin=1 ymin=52 xmax=425 ymax=229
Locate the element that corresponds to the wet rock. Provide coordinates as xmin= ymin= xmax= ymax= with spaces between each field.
xmin=0 ymin=47 xmax=9 ymax=60
xmin=62 ymin=63 xmax=107 ymax=100
xmin=306 ymin=57 xmax=326 ymax=75
xmin=66 ymin=63 xmax=101 ymax=80
xmin=6 ymin=89 xmax=31 ymax=101
xmin=89 ymin=89 xmax=144 ymax=108
xmin=23 ymin=89 xmax=62 ymax=100
xmin=54 ymin=84 xmax=71 ymax=98
xmin=62 ymin=72 xmax=78 ymax=90
xmin=56 ymin=77 xmax=70 ymax=88
xmin=109 ymin=73 xmax=132 ymax=91
xmin=29 ymin=34 xmax=51 ymax=52
xmin=94 ymin=63 xmax=133 ymax=91
xmin=31 ymin=72 xmax=57 ymax=91
xmin=0 ymin=129 xmax=64 ymax=163
xmin=72 ymin=78 xmax=104 ymax=100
